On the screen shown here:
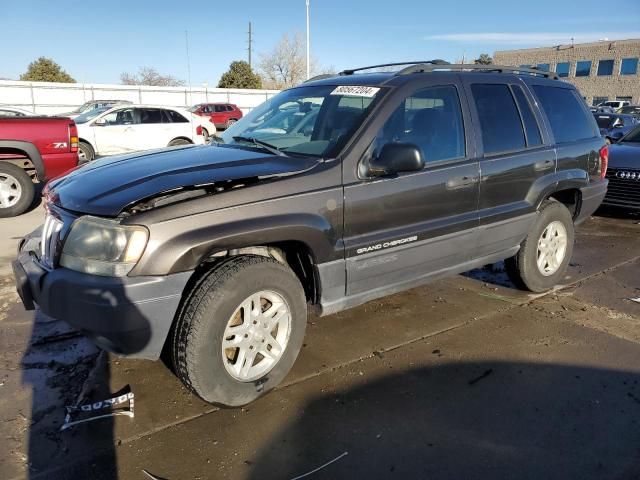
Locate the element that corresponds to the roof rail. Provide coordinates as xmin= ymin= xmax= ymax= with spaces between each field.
xmin=339 ymin=60 xmax=450 ymax=76
xmin=304 ymin=73 xmax=337 ymax=83
xmin=393 ymin=63 xmax=560 ymax=80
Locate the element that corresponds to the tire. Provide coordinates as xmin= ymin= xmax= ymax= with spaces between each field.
xmin=168 ymin=138 xmax=192 ymax=147
xmin=226 ymin=118 xmax=238 ymax=129
xmin=505 ymin=199 xmax=574 ymax=292
xmin=201 ymin=128 xmax=209 ymax=141
xmin=605 ymin=137 xmax=612 ymax=145
xmin=78 ymin=141 xmax=95 ymax=163
xmin=172 ymin=255 xmax=307 ymax=406
xmin=0 ymin=163 xmax=35 ymax=218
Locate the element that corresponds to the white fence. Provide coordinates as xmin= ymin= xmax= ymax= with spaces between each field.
xmin=0 ymin=80 xmax=280 ymax=115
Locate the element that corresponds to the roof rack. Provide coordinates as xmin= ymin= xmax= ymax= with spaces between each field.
xmin=334 ymin=61 xmax=559 ymax=80
xmin=393 ymin=63 xmax=560 ymax=80
xmin=339 ymin=60 xmax=450 ymax=76
xmin=304 ymin=73 xmax=337 ymax=83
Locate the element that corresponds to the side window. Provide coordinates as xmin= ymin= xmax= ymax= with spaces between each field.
xmin=215 ymin=105 xmax=225 ymax=112
xmin=532 ymin=86 xmax=597 ymax=143
xmin=511 ymin=85 xmax=542 ymax=146
xmin=140 ymin=109 xmax=164 ymax=124
xmin=166 ymin=110 xmax=189 ymax=123
xmin=471 ymin=84 xmax=525 ymax=154
xmin=101 ymin=108 xmax=135 ymax=125
xmin=372 ymin=85 xmax=465 ymax=163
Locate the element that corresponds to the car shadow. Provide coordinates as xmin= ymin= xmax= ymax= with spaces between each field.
xmin=19 ymin=276 xmax=153 ymax=479
xmin=248 ymin=361 xmax=640 ymax=479
xmin=594 ymin=206 xmax=640 ymax=220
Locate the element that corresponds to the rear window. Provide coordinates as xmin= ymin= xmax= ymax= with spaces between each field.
xmin=471 ymin=84 xmax=525 ymax=154
xmin=166 ymin=110 xmax=189 ymax=123
xmin=532 ymin=86 xmax=597 ymax=143
xmin=594 ymin=115 xmax=615 ymax=128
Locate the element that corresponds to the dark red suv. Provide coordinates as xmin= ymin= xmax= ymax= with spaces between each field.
xmin=189 ymin=103 xmax=243 ymax=129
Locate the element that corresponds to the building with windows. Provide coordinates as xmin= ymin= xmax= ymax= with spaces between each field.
xmin=493 ymin=38 xmax=640 ymax=106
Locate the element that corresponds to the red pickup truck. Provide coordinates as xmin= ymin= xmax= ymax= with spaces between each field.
xmin=0 ymin=117 xmax=79 ymax=217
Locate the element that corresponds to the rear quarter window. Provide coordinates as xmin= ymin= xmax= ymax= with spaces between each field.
xmin=532 ymin=85 xmax=597 ymax=143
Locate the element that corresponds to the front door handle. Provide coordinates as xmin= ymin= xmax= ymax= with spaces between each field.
xmin=446 ymin=176 xmax=476 ymax=190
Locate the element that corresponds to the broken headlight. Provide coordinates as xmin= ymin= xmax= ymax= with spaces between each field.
xmin=60 ymin=216 xmax=149 ymax=277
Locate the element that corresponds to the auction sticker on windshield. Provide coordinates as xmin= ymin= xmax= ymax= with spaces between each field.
xmin=331 ymin=86 xmax=380 ymax=97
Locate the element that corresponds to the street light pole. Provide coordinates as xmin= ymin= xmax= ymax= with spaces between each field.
xmin=306 ymin=0 xmax=310 ymax=80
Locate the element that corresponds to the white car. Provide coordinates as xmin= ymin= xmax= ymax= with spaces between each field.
xmin=598 ymin=100 xmax=631 ymax=110
xmin=0 ymin=106 xmax=37 ymax=117
xmin=75 ymin=104 xmax=216 ymax=162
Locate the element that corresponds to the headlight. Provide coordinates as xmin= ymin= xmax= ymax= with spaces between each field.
xmin=60 ymin=216 xmax=149 ymax=277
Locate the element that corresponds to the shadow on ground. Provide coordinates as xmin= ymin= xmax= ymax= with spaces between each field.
xmin=249 ymin=362 xmax=640 ymax=480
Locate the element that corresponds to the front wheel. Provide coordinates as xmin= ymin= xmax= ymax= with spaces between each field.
xmin=505 ymin=199 xmax=574 ymax=292
xmin=171 ymin=255 xmax=307 ymax=406
xmin=168 ymin=138 xmax=192 ymax=147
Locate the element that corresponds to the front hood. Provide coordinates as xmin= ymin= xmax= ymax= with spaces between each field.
xmin=608 ymin=143 xmax=640 ymax=169
xmin=46 ymin=145 xmax=319 ymax=216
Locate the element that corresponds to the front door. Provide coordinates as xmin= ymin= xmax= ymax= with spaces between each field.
xmin=344 ymin=82 xmax=480 ymax=296
xmin=92 ymin=107 xmax=137 ymax=155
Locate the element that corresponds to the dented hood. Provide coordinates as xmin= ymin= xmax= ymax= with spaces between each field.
xmin=46 ymin=145 xmax=320 ymax=216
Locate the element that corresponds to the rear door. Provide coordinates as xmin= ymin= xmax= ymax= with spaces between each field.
xmin=344 ymin=80 xmax=480 ymax=296
xmin=461 ymin=76 xmax=555 ymax=257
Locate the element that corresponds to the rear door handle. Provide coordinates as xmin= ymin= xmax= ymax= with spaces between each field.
xmin=534 ymin=159 xmax=555 ymax=171
xmin=446 ymin=176 xmax=476 ymax=190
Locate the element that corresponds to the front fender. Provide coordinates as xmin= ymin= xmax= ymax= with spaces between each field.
xmin=130 ymin=192 xmax=343 ymax=276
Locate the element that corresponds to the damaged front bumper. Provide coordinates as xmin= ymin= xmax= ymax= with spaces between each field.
xmin=12 ymin=228 xmax=192 ymax=360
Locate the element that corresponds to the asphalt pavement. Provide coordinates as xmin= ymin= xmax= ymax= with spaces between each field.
xmin=0 ymin=208 xmax=638 ymax=480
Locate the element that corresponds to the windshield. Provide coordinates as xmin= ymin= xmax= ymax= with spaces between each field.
xmin=74 ymin=107 xmax=111 ymax=124
xmin=620 ymin=125 xmax=640 ymax=143
xmin=219 ymin=85 xmax=383 ymax=157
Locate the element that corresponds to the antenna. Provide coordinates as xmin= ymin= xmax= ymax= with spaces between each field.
xmin=185 ymin=30 xmax=192 ymax=104
xmin=247 ymin=22 xmax=253 ymax=68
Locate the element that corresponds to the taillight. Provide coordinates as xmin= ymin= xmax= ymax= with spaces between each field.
xmin=69 ymin=122 xmax=78 ymax=153
xmin=195 ymin=125 xmax=203 ymax=136
xmin=599 ymin=144 xmax=609 ymax=180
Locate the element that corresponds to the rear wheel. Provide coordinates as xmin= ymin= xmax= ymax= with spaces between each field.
xmin=201 ymin=128 xmax=210 ymax=141
xmin=0 ymin=163 xmax=34 ymax=218
xmin=78 ymin=141 xmax=95 ymax=163
xmin=172 ymin=255 xmax=307 ymax=406
xmin=505 ymin=199 xmax=574 ymax=292
xmin=168 ymin=138 xmax=192 ymax=147
xmin=226 ymin=118 xmax=238 ymax=129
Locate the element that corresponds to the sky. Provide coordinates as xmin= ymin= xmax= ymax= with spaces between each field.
xmin=2 ymin=0 xmax=640 ymax=86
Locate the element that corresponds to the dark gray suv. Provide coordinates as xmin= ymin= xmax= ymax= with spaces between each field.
xmin=13 ymin=62 xmax=608 ymax=406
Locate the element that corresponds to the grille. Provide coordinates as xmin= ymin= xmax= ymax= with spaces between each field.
xmin=605 ymin=168 xmax=640 ymax=207
xmin=40 ymin=214 xmax=63 ymax=269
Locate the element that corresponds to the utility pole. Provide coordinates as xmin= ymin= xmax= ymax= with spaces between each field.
xmin=306 ymin=0 xmax=310 ymax=79
xmin=247 ymin=21 xmax=253 ymax=68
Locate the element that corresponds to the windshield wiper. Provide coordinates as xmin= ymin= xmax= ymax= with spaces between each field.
xmin=232 ymin=136 xmax=287 ymax=157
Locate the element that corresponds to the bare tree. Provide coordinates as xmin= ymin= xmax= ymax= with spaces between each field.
xmin=259 ymin=32 xmax=319 ymax=89
xmin=120 ymin=67 xmax=185 ymax=87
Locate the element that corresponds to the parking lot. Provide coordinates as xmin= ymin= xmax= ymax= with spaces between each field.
xmin=1 ymin=207 xmax=638 ymax=479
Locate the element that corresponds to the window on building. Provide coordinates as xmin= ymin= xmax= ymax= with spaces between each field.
xmin=532 ymin=86 xmax=597 ymax=143
xmin=555 ymin=62 xmax=570 ymax=78
xmin=597 ymin=59 xmax=614 ymax=76
xmin=537 ymin=63 xmax=550 ymax=72
xmin=592 ymin=96 xmax=608 ymax=106
xmin=576 ymin=60 xmax=592 ymax=77
xmin=620 ymin=58 xmax=638 ymax=75
xmin=471 ymin=84 xmax=526 ymax=154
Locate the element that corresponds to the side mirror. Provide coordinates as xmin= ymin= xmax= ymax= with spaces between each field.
xmin=94 ymin=118 xmax=107 ymax=126
xmin=369 ymin=143 xmax=425 ymax=177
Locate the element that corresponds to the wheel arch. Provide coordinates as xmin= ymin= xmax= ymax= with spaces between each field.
xmin=168 ymin=136 xmax=193 ymax=146
xmin=0 ymin=140 xmax=45 ymax=180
